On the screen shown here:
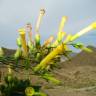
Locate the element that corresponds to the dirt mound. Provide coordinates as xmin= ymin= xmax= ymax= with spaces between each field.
xmin=61 ymin=46 xmax=96 ymax=67
xmin=2 ymin=47 xmax=16 ymax=56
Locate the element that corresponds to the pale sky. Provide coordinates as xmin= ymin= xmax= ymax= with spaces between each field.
xmin=0 ymin=0 xmax=96 ymax=48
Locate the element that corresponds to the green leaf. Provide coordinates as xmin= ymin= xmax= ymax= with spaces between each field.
xmin=71 ymin=43 xmax=84 ymax=49
xmin=82 ymin=47 xmax=93 ymax=52
xmin=41 ymin=73 xmax=61 ymax=85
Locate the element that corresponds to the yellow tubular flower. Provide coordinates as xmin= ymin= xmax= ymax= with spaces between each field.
xmin=35 ymin=9 xmax=45 ymax=33
xmin=63 ymin=35 xmax=72 ymax=50
xmin=28 ymin=41 xmax=34 ymax=51
xmin=52 ymin=16 xmax=67 ymax=47
xmin=34 ymin=44 xmax=65 ymax=71
xmin=70 ymin=22 xmax=96 ymax=41
xmin=63 ymin=35 xmax=72 ymax=44
xmin=52 ymin=32 xmax=66 ymax=47
xmin=25 ymin=87 xmax=35 ymax=96
xmin=43 ymin=36 xmax=54 ymax=47
xmin=57 ymin=16 xmax=67 ymax=41
xmin=18 ymin=28 xmax=28 ymax=57
xmin=26 ymin=23 xmax=33 ymax=44
xmin=57 ymin=32 xmax=66 ymax=43
xmin=58 ymin=16 xmax=67 ymax=32
xmin=35 ymin=33 xmax=40 ymax=46
xmin=91 ymin=22 xmax=96 ymax=29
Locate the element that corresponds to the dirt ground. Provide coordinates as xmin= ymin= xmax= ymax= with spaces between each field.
xmin=0 ymin=46 xmax=96 ymax=96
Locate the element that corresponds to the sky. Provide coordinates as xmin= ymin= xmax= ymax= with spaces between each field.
xmin=0 ymin=0 xmax=96 ymax=49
